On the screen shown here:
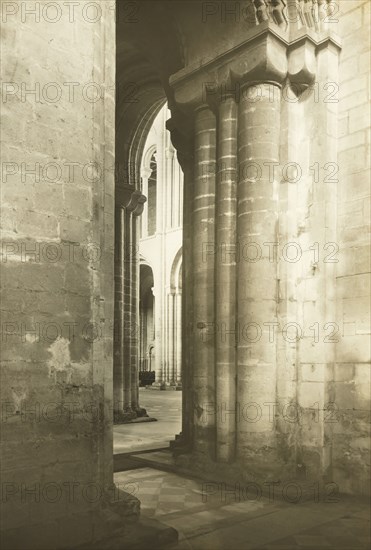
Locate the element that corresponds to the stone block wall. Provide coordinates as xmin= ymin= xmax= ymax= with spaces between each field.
xmin=1 ymin=2 xmax=119 ymax=548
xmin=333 ymin=0 xmax=370 ymax=494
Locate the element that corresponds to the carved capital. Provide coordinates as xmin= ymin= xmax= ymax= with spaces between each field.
xmin=127 ymin=190 xmax=147 ymax=217
xmin=165 ymin=148 xmax=175 ymax=160
xmin=170 ymin=25 xmax=289 ymax=113
xmin=116 ymin=188 xmax=147 ymax=216
xmin=140 ymin=167 xmax=152 ymax=180
xmin=170 ymin=16 xmax=341 ymax=110
xmin=287 ymin=38 xmax=316 ymax=92
xmin=166 ymin=113 xmax=194 ymax=172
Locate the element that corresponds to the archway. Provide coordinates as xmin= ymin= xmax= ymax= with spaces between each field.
xmin=139 ymin=262 xmax=155 ymax=385
xmin=113 ymin=4 xmax=186 ymax=426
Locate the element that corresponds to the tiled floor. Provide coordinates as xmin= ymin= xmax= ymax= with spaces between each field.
xmin=114 ymin=467 xmax=370 ymax=550
xmin=113 ymin=389 xmax=182 ymax=454
xmin=114 ymin=392 xmax=370 ymax=549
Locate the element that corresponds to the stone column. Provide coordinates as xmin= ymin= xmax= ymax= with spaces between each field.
xmin=140 ymin=167 xmax=151 ymax=238
xmin=130 ymin=214 xmax=139 ymax=411
xmin=192 ymin=105 xmax=217 ymax=457
xmin=152 ymin=286 xmax=164 ymax=385
xmin=114 ymin=190 xmax=146 ymax=422
xmin=165 ymin=148 xmax=175 ymax=229
xmin=236 ymin=82 xmax=281 ymax=457
xmin=166 ymin=113 xmax=193 ymax=448
xmin=178 ymin=147 xmax=194 ymax=445
xmin=153 ymin=146 xmax=166 ymax=387
xmin=130 ymin=196 xmax=147 ymax=414
xmin=113 ymin=204 xmax=125 ymax=419
xmin=215 ymin=94 xmax=238 ymax=462
xmin=167 ymin=292 xmax=175 ymax=384
xmin=123 ymin=207 xmax=133 ymax=415
xmin=175 ymin=291 xmax=182 ymax=385
xmin=139 ymin=296 xmax=145 ymax=373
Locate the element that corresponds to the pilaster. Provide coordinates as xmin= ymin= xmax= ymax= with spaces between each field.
xmin=114 ymin=189 xmax=147 ymax=423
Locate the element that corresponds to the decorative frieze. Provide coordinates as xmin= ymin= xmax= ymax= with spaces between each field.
xmin=251 ymin=0 xmax=335 ymax=33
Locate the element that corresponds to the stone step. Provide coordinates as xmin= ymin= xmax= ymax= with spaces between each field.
xmin=77 ymin=516 xmax=178 ymax=550
xmin=114 ymin=448 xmax=170 ymax=473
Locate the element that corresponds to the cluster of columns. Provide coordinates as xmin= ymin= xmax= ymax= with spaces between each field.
xmin=138 ymin=282 xmax=182 ymax=387
xmin=181 ymin=83 xmax=282 ymax=461
xmin=168 ymin=9 xmax=338 ymax=464
xmin=114 ymin=190 xmax=147 ymax=422
xmin=163 ymin=290 xmax=182 ymax=386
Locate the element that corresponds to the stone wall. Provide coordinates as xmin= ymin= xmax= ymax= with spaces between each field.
xmin=0 ymin=2 xmax=122 ymax=548
xmin=333 ymin=0 xmax=370 ymax=493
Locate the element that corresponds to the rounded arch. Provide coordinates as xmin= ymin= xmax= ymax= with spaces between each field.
xmin=140 ymin=260 xmax=154 ymax=296
xmin=115 ymin=4 xmax=186 ymax=199
xmin=142 ymin=144 xmax=158 ymax=172
xmin=139 ymin=254 xmax=152 ymax=268
xmin=170 ymin=247 xmax=182 ymax=292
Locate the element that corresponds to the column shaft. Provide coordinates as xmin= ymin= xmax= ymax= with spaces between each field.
xmin=130 ymin=215 xmax=139 ymax=410
xmin=216 ymin=96 xmax=238 ymax=462
xmin=123 ymin=210 xmax=132 ymax=412
xmin=192 ymin=106 xmax=216 ymax=455
xmin=181 ymin=158 xmax=194 ymax=444
xmin=167 ymin=293 xmax=175 ymax=383
xmin=175 ymin=292 xmax=182 ymax=384
xmin=141 ymin=171 xmax=149 ymax=238
xmin=113 ymin=206 xmax=125 ymax=416
xmin=236 ymin=83 xmax=281 ymax=453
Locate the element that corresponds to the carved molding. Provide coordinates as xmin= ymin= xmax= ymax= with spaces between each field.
xmin=251 ymin=0 xmax=334 ymax=34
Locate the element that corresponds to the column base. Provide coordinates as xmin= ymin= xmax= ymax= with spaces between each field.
xmin=149 ymin=382 xmax=182 ymax=391
xmin=113 ymin=407 xmax=152 ymax=424
xmin=170 ymin=432 xmax=191 ymax=455
xmin=77 ymin=487 xmax=177 ymax=549
xmin=134 ymin=406 xmax=149 ymax=417
xmin=113 ymin=409 xmax=137 ymax=424
xmin=150 ymin=381 xmax=166 ymax=390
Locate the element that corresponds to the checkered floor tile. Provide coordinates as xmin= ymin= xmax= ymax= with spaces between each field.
xmin=115 ymin=468 xmax=370 ymax=550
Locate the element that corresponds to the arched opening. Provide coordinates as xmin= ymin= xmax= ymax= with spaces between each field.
xmin=113 ymin=1 xmax=187 ymax=436
xmin=139 ymin=262 xmax=155 ymax=384
xmin=114 ymin=90 xmax=184 ymax=454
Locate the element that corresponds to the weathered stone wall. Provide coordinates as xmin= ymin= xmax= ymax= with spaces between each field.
xmin=333 ymin=0 xmax=370 ymax=493
xmin=1 ymin=2 xmax=119 ymax=548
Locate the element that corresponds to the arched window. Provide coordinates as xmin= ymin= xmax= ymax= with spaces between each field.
xmin=147 ymin=152 xmax=157 ymax=235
